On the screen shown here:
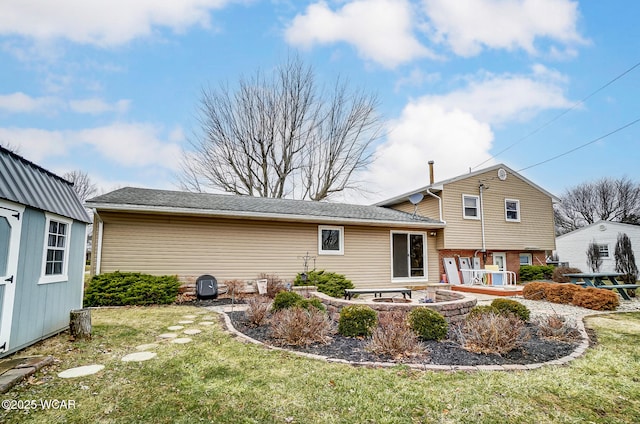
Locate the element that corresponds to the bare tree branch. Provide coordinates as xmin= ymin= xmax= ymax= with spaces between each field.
xmin=63 ymin=170 xmax=98 ymax=202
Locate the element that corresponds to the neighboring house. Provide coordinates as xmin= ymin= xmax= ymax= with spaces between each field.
xmin=86 ymin=163 xmax=557 ymax=288
xmin=0 ymin=146 xmax=91 ymax=358
xmin=377 ymin=163 xmax=557 ymax=281
xmin=556 ymin=220 xmax=640 ymax=273
xmin=85 ymin=188 xmax=445 ymax=288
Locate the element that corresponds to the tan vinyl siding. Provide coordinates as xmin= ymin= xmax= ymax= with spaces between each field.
xmin=441 ymin=169 xmax=555 ymax=250
xmin=96 ymin=212 xmax=439 ymax=288
xmin=391 ymin=197 xmax=440 ymax=221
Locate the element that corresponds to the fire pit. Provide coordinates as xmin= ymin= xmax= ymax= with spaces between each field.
xmin=371 ymin=297 xmax=412 ymax=303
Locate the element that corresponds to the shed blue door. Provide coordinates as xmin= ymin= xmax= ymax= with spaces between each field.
xmin=0 ymin=201 xmax=24 ymax=354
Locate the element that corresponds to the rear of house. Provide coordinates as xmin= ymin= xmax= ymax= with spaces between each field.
xmin=378 ymin=164 xmax=557 ymax=281
xmin=0 ymin=146 xmax=90 ymax=357
xmin=87 ymin=188 xmax=445 ymax=289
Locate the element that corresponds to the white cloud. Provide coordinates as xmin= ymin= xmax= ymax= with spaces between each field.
xmin=422 ymin=70 xmax=572 ymax=124
xmin=285 ymin=0 xmax=434 ymax=68
xmin=0 ymin=122 xmax=183 ymax=170
xmin=362 ymin=102 xmax=495 ymax=203
xmin=69 ymin=98 xmax=131 ymax=115
xmin=0 ymin=92 xmax=60 ymax=114
xmin=0 ymin=0 xmax=232 ymax=46
xmin=423 ymin=0 xmax=586 ymax=56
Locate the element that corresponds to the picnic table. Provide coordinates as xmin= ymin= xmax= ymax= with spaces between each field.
xmin=344 ymin=287 xmax=412 ymax=300
xmin=563 ymin=272 xmax=639 ymax=301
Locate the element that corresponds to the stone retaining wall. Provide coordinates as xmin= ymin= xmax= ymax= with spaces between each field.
xmin=312 ymin=290 xmax=477 ymax=324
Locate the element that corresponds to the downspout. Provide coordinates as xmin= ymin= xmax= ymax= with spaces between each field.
xmin=425 ymin=189 xmax=445 ymax=223
xmin=93 ymin=209 xmax=104 ymax=275
xmin=479 ymin=183 xmax=486 ymax=252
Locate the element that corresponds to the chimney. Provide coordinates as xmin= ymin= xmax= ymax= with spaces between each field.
xmin=428 ymin=160 xmax=435 ymax=185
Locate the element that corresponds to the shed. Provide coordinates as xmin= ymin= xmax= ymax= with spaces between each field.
xmin=0 ymin=146 xmax=91 ymax=357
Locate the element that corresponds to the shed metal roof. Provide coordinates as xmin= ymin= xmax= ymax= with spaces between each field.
xmin=0 ymin=146 xmax=91 ymax=223
xmin=86 ymin=187 xmax=444 ymax=228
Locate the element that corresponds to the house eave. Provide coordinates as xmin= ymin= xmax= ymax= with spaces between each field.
xmin=87 ymin=202 xmax=446 ymax=229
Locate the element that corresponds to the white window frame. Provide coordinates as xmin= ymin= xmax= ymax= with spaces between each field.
xmin=390 ymin=231 xmax=428 ymax=283
xmin=505 ymin=199 xmax=521 ymax=222
xmin=519 ymin=253 xmax=533 ymax=266
xmin=462 ymin=194 xmax=480 ymax=220
xmin=597 ymin=244 xmax=610 ymax=259
xmin=39 ymin=213 xmax=72 ymax=284
xmin=318 ymin=225 xmax=344 ymax=256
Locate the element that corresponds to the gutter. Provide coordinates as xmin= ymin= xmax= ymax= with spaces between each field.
xmin=85 ymin=203 xmax=447 ymax=229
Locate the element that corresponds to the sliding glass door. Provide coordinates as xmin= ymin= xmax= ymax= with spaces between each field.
xmin=392 ymin=232 xmax=426 ymax=280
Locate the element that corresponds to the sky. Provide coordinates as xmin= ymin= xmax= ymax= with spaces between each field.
xmin=1 ymin=0 xmax=639 ymax=205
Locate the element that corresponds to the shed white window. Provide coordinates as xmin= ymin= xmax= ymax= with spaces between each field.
xmin=505 ymin=199 xmax=520 ymax=222
xmin=462 ymin=195 xmax=480 ymax=219
xmin=39 ymin=214 xmax=72 ymax=284
xmin=597 ymin=244 xmax=610 ymax=258
xmin=318 ymin=225 xmax=344 ymax=255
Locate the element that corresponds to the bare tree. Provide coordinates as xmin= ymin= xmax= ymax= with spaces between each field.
xmin=178 ymin=56 xmax=382 ymax=201
xmin=0 ymin=141 xmax=20 ymax=153
xmin=554 ymin=177 xmax=640 ymax=235
xmin=615 ymin=232 xmax=638 ymax=284
xmin=63 ymin=170 xmax=97 ymax=202
xmin=586 ymin=240 xmax=603 ymax=272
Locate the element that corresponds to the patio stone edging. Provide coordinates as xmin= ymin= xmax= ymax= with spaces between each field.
xmin=213 ymin=305 xmax=592 ymax=372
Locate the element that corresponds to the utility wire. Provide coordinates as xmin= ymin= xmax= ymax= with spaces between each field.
xmin=516 ymin=116 xmax=640 ymax=173
xmin=472 ymin=60 xmax=640 ymax=170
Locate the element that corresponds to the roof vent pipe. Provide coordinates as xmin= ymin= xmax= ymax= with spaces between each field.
xmin=428 ymin=160 xmax=435 ymax=185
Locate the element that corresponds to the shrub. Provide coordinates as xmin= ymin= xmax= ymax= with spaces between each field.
xmin=83 ymin=271 xmax=181 ymax=307
xmin=245 ymin=296 xmax=272 ymax=327
xmin=545 ymin=283 xmax=581 ymax=304
xmin=270 ymin=307 xmax=333 ymax=347
xmin=572 ymin=287 xmax=620 ymax=311
xmin=458 ymin=312 xmax=529 ymax=355
xmin=407 ymin=307 xmax=448 ymax=341
xmin=294 ymin=270 xmax=354 ymax=298
xmin=519 ymin=265 xmax=555 ymax=282
xmin=366 ymin=311 xmax=424 ymax=359
xmin=467 ymin=305 xmax=500 ymax=319
xmin=258 ymin=273 xmax=286 ymax=298
xmin=534 ymin=314 xmax=581 ymax=343
xmin=224 ymin=279 xmax=246 ymax=301
xmin=522 ymin=282 xmax=551 ymax=300
xmin=491 ymin=299 xmax=530 ymax=322
xmin=552 ymin=267 xmax=582 ymax=283
xmin=271 ymin=291 xmax=326 ymax=312
xmin=338 ymin=305 xmax=378 ymax=337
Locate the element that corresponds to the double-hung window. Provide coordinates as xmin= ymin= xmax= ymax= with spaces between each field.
xmin=597 ymin=244 xmax=610 ymax=258
xmin=318 ymin=225 xmax=344 ymax=255
xmin=462 ymin=195 xmax=480 ymax=219
xmin=505 ymin=199 xmax=520 ymax=222
xmin=40 ymin=214 xmax=72 ymax=284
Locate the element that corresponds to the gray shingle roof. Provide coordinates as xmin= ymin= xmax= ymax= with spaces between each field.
xmin=0 ymin=146 xmax=91 ymax=223
xmin=86 ymin=187 xmax=442 ymax=226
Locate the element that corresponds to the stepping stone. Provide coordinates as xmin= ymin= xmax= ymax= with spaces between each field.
xmin=200 ymin=316 xmax=215 ymax=320
xmin=182 ymin=315 xmax=197 ymax=319
xmin=183 ymin=329 xmax=202 ymax=335
xmin=178 ymin=320 xmax=194 ymax=324
xmin=171 ymin=338 xmax=192 ymax=344
xmin=199 ymin=321 xmax=215 ymax=326
xmin=157 ymin=333 xmax=178 ymax=339
xmin=58 ymin=364 xmax=104 ymax=379
xmin=167 ymin=325 xmax=184 ymax=331
xmin=121 ymin=352 xmax=157 ymax=362
xmin=135 ymin=343 xmax=159 ymax=351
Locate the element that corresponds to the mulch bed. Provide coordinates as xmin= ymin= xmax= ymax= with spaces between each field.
xmin=227 ymin=311 xmax=580 ymax=366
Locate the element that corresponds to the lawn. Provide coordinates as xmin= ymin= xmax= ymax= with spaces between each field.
xmin=1 ymin=306 xmax=639 ymax=423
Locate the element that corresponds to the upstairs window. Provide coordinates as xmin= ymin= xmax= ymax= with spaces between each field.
xmin=318 ymin=225 xmax=344 ymax=255
xmin=505 ymin=199 xmax=520 ymax=222
xmin=40 ymin=214 xmax=72 ymax=284
xmin=462 ymin=195 xmax=480 ymax=219
xmin=597 ymin=244 xmax=610 ymax=258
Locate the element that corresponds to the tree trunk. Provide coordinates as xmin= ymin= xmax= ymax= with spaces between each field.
xmin=70 ymin=308 xmax=92 ymax=340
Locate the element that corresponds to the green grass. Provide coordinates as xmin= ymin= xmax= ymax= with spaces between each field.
xmin=2 ymin=306 xmax=639 ymax=423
